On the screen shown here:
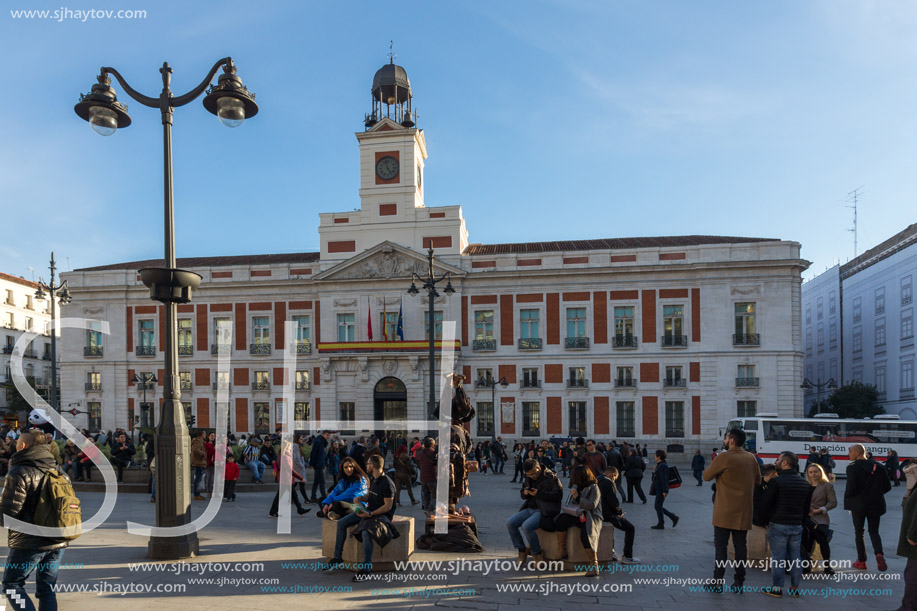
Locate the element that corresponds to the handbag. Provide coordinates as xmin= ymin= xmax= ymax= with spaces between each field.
xmin=562 ymin=492 xmax=584 ymax=517
xmin=668 ymin=466 xmax=683 ymax=489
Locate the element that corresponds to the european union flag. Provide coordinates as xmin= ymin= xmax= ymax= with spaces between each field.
xmin=396 ymin=302 xmax=404 ymax=340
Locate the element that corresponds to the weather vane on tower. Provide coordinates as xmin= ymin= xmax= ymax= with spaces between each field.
xmin=388 ymin=40 xmax=396 ymax=64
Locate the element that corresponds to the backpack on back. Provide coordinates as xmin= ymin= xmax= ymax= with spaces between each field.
xmin=33 ymin=469 xmax=82 ymax=541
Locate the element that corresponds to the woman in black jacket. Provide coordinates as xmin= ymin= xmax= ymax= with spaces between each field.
xmin=623 ymin=449 xmax=647 ymax=504
xmin=651 ymin=450 xmax=679 ymax=529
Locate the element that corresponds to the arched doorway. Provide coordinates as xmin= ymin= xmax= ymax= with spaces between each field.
xmin=374 ymin=377 xmax=407 ymax=442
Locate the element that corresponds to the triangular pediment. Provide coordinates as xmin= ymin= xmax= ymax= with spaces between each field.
xmin=313 ymin=241 xmax=465 ymax=282
xmin=367 ymin=117 xmax=405 ymax=132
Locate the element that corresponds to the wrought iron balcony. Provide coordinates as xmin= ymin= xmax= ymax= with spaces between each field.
xmin=661 ymin=334 xmax=688 ymax=347
xmin=663 ymin=378 xmax=687 ymax=388
xmin=567 ymin=378 xmax=589 ymax=388
xmin=615 ymin=379 xmax=637 ymax=388
xmin=23 ymin=350 xmax=36 ymax=359
xmin=521 ymin=379 xmax=541 ymax=389
xmin=295 ymin=381 xmax=311 ymax=390
xmin=211 ymin=343 xmax=231 ymax=355
xmin=904 ymin=295 xmax=913 ymax=305
xmin=42 ymin=354 xmax=51 ymax=361
xmin=736 ymin=377 xmax=760 ymax=387
xmin=2 ymin=346 xmax=12 ymax=354
xmin=178 ymin=345 xmax=193 ymax=356
xmin=613 ymin=335 xmax=638 ymax=348
xmin=212 ymin=382 xmax=231 ymax=391
xmin=83 ymin=346 xmax=103 ymax=357
xmin=565 ymin=336 xmax=590 ymax=350
xmin=294 ymin=340 xmax=312 ymax=355
xmin=250 ymin=343 xmax=271 ymax=355
xmin=136 ymin=381 xmax=155 ymax=390
xmin=251 ymin=381 xmax=271 ymax=391
xmin=84 ymin=382 xmax=102 ymax=392
xmin=617 ymin=429 xmax=636 ymax=438
xmin=518 ymin=337 xmax=542 ymax=350
xmin=475 ymin=378 xmax=495 ymax=388
xmin=473 ymin=338 xmax=496 ymax=351
xmin=180 ymin=380 xmax=193 ymax=391
xmin=136 ymin=345 xmax=156 ymax=357
xmin=665 ymin=428 xmax=685 ymax=438
xmin=733 ymin=333 xmax=761 ymax=346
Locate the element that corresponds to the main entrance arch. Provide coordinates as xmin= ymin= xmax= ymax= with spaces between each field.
xmin=374 ymin=377 xmax=407 ymax=441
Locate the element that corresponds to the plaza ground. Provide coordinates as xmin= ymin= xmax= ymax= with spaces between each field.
xmin=0 ymin=471 xmax=907 ymax=610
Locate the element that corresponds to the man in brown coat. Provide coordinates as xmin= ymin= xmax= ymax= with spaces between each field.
xmin=702 ymin=428 xmax=761 ymax=592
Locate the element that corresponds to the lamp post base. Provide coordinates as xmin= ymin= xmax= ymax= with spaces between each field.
xmin=148 ymin=534 xmax=199 ymax=560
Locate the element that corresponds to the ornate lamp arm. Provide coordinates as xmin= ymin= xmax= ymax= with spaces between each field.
xmin=172 ymin=57 xmax=233 ymax=107
xmin=100 ymin=66 xmax=159 ymax=108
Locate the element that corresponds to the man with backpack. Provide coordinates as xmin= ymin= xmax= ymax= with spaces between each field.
xmin=1 ymin=430 xmax=80 ymax=611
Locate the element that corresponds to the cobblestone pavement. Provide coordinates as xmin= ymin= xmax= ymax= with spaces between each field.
xmin=0 ymin=471 xmax=907 ymax=610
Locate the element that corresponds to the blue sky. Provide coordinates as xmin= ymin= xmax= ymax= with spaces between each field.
xmin=2 ymin=0 xmax=915 ymax=281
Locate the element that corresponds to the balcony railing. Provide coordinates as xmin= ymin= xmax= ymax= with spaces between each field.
xmin=295 ymin=381 xmax=311 ymax=390
xmin=521 ymin=379 xmax=541 ymax=389
xmin=567 ymin=378 xmax=589 ymax=388
xmin=294 ymin=340 xmax=312 ymax=355
xmin=661 ymin=334 xmax=688 ymax=347
xmin=663 ymin=378 xmax=687 ymax=388
xmin=665 ymin=429 xmax=685 ymax=438
xmin=613 ymin=335 xmax=638 ymax=348
xmin=904 ymin=295 xmax=913 ymax=305
xmin=42 ymin=354 xmax=51 ymax=361
xmin=474 ymin=378 xmax=494 ymax=388
xmin=733 ymin=333 xmax=761 ymax=346
xmin=615 ymin=379 xmax=637 ymax=388
xmin=250 ymin=343 xmax=271 ymax=355
xmin=136 ymin=345 xmax=156 ymax=357
xmin=518 ymin=337 xmax=542 ymax=350
xmin=212 ymin=382 xmax=231 ymax=391
xmin=180 ymin=381 xmax=193 ymax=391
xmin=136 ymin=381 xmax=155 ymax=391
xmin=473 ymin=338 xmax=496 ymax=351
xmin=736 ymin=377 xmax=760 ymax=387
xmin=252 ymin=381 xmax=271 ymax=391
xmin=23 ymin=350 xmax=36 ymax=359
xmin=84 ymin=346 xmax=103 ymax=357
xmin=84 ymin=382 xmax=102 ymax=392
xmin=178 ymin=345 xmax=193 ymax=356
xmin=565 ymin=336 xmax=590 ymax=350
xmin=211 ymin=343 xmax=231 ymax=355
xmin=2 ymin=346 xmax=13 ymax=354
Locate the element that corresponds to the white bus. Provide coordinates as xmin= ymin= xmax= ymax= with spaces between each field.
xmin=726 ymin=414 xmax=916 ymax=474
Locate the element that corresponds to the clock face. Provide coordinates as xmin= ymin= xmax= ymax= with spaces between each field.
xmin=376 ymin=156 xmax=399 ymax=180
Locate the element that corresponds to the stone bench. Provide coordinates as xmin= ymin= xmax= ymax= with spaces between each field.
xmin=536 ymin=523 xmax=615 ymax=571
xmin=322 ymin=515 xmax=414 ymax=571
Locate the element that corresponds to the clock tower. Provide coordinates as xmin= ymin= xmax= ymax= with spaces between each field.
xmin=318 ymin=59 xmax=468 ymax=265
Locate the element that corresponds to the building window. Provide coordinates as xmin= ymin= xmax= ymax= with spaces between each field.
xmin=568 ymin=366 xmax=587 ymax=387
xmin=475 ymin=368 xmax=493 ymax=388
xmin=616 ymin=366 xmax=635 ymax=387
xmin=806 ymin=304 xmax=811 ymax=324
xmin=613 ymin=307 xmax=636 ymax=347
xmin=816 ymin=298 xmax=823 ymax=320
xmin=88 ymin=402 xmax=101 ymax=431
xmin=212 ymin=317 xmax=232 ymax=354
xmin=829 ymin=292 xmax=836 ymax=315
xmin=379 ymin=311 xmax=398 ymax=340
xmin=275 ymin=401 xmax=286 ymax=425
xmin=139 ymin=320 xmax=155 ymax=351
xmin=664 ymin=366 xmax=685 ymax=387
xmin=876 ymin=287 xmax=886 ymax=315
xmin=254 ymin=403 xmax=270 ymax=435
xmin=295 ymin=370 xmax=310 ymax=390
xmin=292 ymin=315 xmax=311 ymax=352
xmin=737 ymin=400 xmax=757 ymax=418
xmin=806 ymin=331 xmax=812 ymax=354
xmin=817 ymin=323 xmax=824 ymax=347
xmin=616 ymin=401 xmax=635 ymax=437
xmin=214 ymin=371 xmax=230 ymax=390
xmin=473 ymin=310 xmax=494 ymax=350
xmin=85 ymin=321 xmax=103 ymax=357
xmin=737 ymin=364 xmax=758 ymax=387
xmin=85 ymin=371 xmax=101 ymax=391
xmin=339 ymin=402 xmax=355 ymax=435
xmin=876 ymin=318 xmax=886 ymax=347
xmin=5 ymin=312 xmax=13 ymax=329
xmin=829 ymin=320 xmax=838 ymax=344
xmin=253 ymin=370 xmax=270 ymax=390
xmin=662 ymin=305 xmax=685 ymax=346
xmin=424 ymin=310 xmax=443 ymax=341
xmin=521 ymin=367 xmax=540 ymax=388
xmin=522 ymin=402 xmax=540 ymax=437
xmin=179 ymin=371 xmax=192 ymax=390
xmin=294 ymin=402 xmax=310 ymax=425
xmin=903 ymin=275 xmax=914 ymax=306
xmin=735 ymin=302 xmax=756 ymax=336
xmin=876 ymin=365 xmax=886 ymax=394
xmin=477 ymin=402 xmax=494 ymax=436
xmin=4 ymin=290 xmax=13 ymax=306
xmin=568 ymin=402 xmax=587 ymax=436
xmin=519 ymin=309 xmax=540 ymax=349
xmin=252 ymin=316 xmax=271 ymax=348
xmin=853 ymin=298 xmax=862 ymax=323
xmin=829 ymin=359 xmax=838 ymax=380
xmin=664 ymin=401 xmax=684 ymax=437
xmin=178 ymin=319 xmax=193 ymax=355
xmin=903 ymin=360 xmax=915 ymax=392
xmin=337 ymin=313 xmax=355 ymax=342
xmin=566 ymin=308 xmax=586 ymax=338
xmin=903 ymin=309 xmax=914 ymax=340
xmin=852 ymin=326 xmax=862 ymax=352
xmin=24 ymin=317 xmax=33 ymax=331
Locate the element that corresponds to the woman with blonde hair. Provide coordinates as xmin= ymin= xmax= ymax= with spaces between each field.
xmin=802 ymin=462 xmax=837 ymax=575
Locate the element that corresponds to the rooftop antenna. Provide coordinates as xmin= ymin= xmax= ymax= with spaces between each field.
xmin=387 ymin=40 xmax=396 ymax=64
xmin=27 ymin=266 xmax=34 ymax=281
xmin=846 ymin=186 xmax=863 ymax=257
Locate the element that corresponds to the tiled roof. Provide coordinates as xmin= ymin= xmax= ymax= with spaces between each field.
xmin=463 ymin=235 xmax=779 ymax=255
xmin=0 ymin=272 xmax=39 ymax=290
xmin=75 ymin=252 xmax=321 ymax=272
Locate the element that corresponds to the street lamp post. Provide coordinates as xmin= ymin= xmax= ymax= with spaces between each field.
xmin=482 ymin=376 xmax=508 ymax=442
xmin=407 ymin=248 xmax=455 ymax=427
xmin=34 ymin=253 xmax=72 ymax=412
xmin=132 ymin=372 xmax=157 ymax=445
xmin=75 ymin=58 xmax=258 ymax=559
xmin=801 ymin=377 xmax=838 ymax=415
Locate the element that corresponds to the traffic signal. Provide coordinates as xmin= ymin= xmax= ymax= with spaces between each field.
xmin=187 ymin=414 xmax=196 ymax=427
